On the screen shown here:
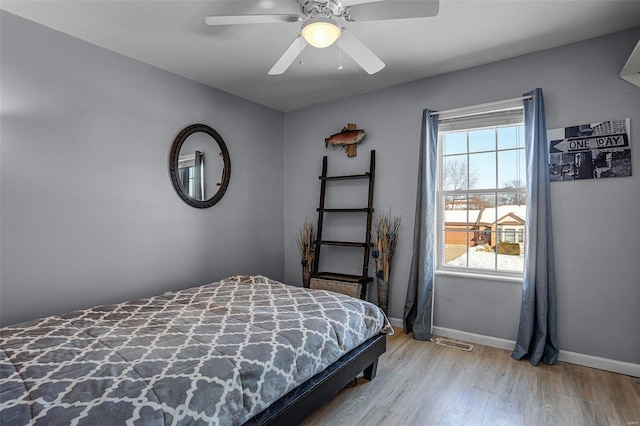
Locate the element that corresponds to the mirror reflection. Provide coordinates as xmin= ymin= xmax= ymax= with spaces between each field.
xmin=177 ymin=151 xmax=204 ymax=200
xmin=177 ymin=131 xmax=226 ymax=201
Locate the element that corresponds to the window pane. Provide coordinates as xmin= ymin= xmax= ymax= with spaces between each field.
xmin=494 ymin=202 xmax=525 ymax=273
xmin=500 ymin=258 xmax=524 ymax=272
xmin=444 ymin=231 xmax=468 ymax=267
xmin=468 ymin=234 xmax=497 ymax=270
xmin=469 ymin=193 xmax=495 ymax=211
xmin=469 ymin=152 xmax=496 ymax=189
xmin=498 ymin=192 xmax=526 ymax=207
xmin=443 ymin=155 xmax=468 ymax=190
xmin=473 ymin=227 xmax=494 ymax=247
xmin=443 ymin=132 xmax=467 ymax=155
xmin=498 ymin=125 xmax=523 ymax=150
xmin=444 ymin=196 xmax=470 ymax=243
xmin=469 ymin=128 xmax=495 ymax=153
xmin=444 ymin=194 xmax=468 ymax=213
xmin=472 ymin=193 xmax=495 ymax=246
xmin=498 ymin=150 xmax=526 ymax=189
xmin=497 ymin=236 xmax=524 ymax=272
xmin=443 ymin=195 xmax=469 ymax=268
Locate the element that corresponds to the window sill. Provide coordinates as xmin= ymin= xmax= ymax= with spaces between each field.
xmin=435 ymin=269 xmax=523 ymax=283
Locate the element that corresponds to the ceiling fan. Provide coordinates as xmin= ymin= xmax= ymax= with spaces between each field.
xmin=205 ymin=0 xmax=439 ymax=75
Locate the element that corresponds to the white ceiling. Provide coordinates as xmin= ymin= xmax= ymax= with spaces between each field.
xmin=2 ymin=0 xmax=639 ymax=111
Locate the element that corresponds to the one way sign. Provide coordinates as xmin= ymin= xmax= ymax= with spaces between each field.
xmin=550 ymin=133 xmax=629 ymax=153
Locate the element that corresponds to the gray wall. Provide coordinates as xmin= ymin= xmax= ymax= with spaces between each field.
xmin=284 ymin=28 xmax=640 ymax=364
xmin=0 ymin=11 xmax=285 ymax=325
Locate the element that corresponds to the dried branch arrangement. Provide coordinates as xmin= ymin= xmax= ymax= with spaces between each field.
xmin=296 ymin=220 xmax=315 ymax=274
xmin=371 ymin=212 xmax=401 ymax=282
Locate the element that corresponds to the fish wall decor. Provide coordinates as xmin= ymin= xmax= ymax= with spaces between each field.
xmin=325 ymin=123 xmax=365 ymax=157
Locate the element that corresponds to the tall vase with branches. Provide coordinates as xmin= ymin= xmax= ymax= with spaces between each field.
xmin=371 ymin=212 xmax=401 ymax=315
xmin=296 ymin=220 xmax=315 ymax=288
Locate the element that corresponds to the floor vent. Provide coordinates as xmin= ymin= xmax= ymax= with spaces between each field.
xmin=432 ymin=337 xmax=474 ymax=352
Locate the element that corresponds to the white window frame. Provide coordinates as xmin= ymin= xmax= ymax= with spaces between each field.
xmin=435 ymin=107 xmax=526 ymax=280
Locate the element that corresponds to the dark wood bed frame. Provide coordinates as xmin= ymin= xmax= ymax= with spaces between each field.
xmin=245 ymin=333 xmax=387 ymax=425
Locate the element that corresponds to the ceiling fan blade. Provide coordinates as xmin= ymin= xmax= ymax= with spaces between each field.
xmin=346 ymin=0 xmax=439 ymax=22
xmin=269 ymin=36 xmax=308 ymax=75
xmin=339 ymin=30 xmax=385 ymax=74
xmin=205 ymin=14 xmax=302 ymax=25
xmin=342 ymin=0 xmax=385 ymax=5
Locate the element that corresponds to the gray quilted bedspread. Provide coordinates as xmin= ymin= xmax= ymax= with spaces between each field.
xmin=0 ymin=275 xmax=391 ymax=425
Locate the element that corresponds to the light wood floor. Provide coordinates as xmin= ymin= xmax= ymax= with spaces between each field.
xmin=301 ymin=328 xmax=640 ymax=426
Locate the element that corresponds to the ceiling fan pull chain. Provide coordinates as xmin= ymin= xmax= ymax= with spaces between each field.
xmin=338 ymin=35 xmax=343 ymax=71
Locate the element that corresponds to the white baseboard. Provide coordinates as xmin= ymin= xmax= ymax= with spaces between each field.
xmin=388 ymin=318 xmax=640 ymax=377
xmin=557 ymin=349 xmax=640 ymax=378
xmin=388 ymin=317 xmax=404 ymax=329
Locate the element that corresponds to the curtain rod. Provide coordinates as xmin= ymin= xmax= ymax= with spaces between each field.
xmin=429 ymin=95 xmax=533 ymax=118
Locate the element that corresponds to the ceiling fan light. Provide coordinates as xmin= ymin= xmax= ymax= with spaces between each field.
xmin=301 ymin=17 xmax=341 ymax=48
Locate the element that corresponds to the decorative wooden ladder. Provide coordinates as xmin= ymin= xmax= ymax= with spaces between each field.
xmin=311 ymin=150 xmax=375 ymax=299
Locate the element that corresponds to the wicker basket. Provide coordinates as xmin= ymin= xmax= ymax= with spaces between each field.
xmin=310 ymin=278 xmax=362 ymax=298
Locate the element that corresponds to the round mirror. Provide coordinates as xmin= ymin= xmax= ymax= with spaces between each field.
xmin=169 ymin=124 xmax=231 ymax=208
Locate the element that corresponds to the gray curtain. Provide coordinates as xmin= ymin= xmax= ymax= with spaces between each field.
xmin=403 ymin=109 xmax=438 ymax=340
xmin=194 ymin=150 xmax=204 ymax=200
xmin=512 ymin=88 xmax=559 ymax=365
xmin=178 ymin=168 xmax=190 ymax=194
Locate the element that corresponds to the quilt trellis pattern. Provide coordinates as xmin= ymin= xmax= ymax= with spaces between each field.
xmin=0 ymin=275 xmax=391 ymax=425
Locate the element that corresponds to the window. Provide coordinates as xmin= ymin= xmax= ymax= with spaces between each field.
xmin=178 ymin=151 xmax=204 ymax=199
xmin=500 ymin=227 xmax=516 ymax=243
xmin=437 ymin=108 xmax=526 ymax=275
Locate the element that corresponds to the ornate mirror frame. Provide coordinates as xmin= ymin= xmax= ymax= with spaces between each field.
xmin=169 ymin=124 xmax=231 ymax=208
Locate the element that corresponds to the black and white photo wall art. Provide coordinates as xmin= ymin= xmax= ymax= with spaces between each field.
xmin=548 ymin=118 xmax=631 ymax=181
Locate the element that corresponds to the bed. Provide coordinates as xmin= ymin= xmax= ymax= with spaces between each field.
xmin=0 ymin=275 xmax=391 ymax=425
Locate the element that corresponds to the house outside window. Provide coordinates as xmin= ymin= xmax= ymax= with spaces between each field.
xmin=437 ymin=108 xmax=526 ymax=276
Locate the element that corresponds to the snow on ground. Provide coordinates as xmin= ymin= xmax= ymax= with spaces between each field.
xmin=447 ymin=245 xmax=524 ymax=272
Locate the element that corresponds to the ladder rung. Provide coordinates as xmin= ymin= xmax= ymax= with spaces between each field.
xmin=316 ymin=240 xmax=369 ymax=247
xmin=320 ymin=173 xmax=370 ymax=181
xmin=317 ymin=208 xmax=371 ymax=213
xmin=312 ymin=272 xmax=374 ymax=284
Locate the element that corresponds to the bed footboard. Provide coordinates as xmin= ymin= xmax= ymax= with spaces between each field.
xmin=245 ymin=333 xmax=387 ymax=426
